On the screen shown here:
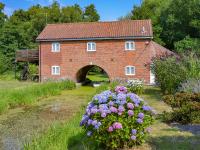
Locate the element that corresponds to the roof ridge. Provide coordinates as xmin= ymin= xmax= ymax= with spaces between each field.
xmin=46 ymin=19 xmax=151 ymax=26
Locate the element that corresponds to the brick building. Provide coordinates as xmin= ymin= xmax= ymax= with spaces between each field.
xmin=37 ymin=20 xmax=172 ymax=84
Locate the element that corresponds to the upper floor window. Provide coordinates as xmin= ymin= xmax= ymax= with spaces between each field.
xmin=125 ymin=41 xmax=135 ymax=50
xmin=51 ymin=66 xmax=60 ymax=75
xmin=125 ymin=66 xmax=135 ymax=75
xmin=52 ymin=42 xmax=60 ymax=52
xmin=87 ymin=42 xmax=96 ymax=51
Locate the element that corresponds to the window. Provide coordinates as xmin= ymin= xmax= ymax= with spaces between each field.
xmin=125 ymin=41 xmax=135 ymax=50
xmin=125 ymin=66 xmax=135 ymax=75
xmin=87 ymin=42 xmax=96 ymax=51
xmin=52 ymin=42 xmax=60 ymax=52
xmin=51 ymin=66 xmax=60 ymax=75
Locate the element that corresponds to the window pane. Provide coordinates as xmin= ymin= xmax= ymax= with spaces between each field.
xmin=126 ymin=43 xmax=129 ymax=49
xmin=130 ymin=43 xmax=134 ymax=49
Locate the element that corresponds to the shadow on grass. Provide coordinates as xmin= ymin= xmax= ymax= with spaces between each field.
xmin=149 ymin=135 xmax=200 ymax=150
xmin=170 ymin=124 xmax=200 ymax=136
xmin=67 ymin=132 xmax=104 ymax=150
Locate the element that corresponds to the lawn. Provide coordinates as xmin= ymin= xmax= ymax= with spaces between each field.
xmin=23 ymin=85 xmax=200 ymax=150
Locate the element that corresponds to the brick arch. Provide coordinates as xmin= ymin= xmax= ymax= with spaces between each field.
xmin=76 ymin=65 xmax=110 ymax=83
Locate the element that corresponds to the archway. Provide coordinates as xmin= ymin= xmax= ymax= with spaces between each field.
xmin=76 ymin=65 xmax=110 ymax=83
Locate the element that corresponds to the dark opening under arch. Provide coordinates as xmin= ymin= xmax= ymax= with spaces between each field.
xmin=76 ymin=65 xmax=109 ymax=83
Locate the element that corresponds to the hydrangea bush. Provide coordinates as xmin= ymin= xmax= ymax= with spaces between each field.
xmin=80 ymin=86 xmax=154 ymax=149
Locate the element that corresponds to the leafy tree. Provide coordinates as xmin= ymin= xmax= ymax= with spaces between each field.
xmin=160 ymin=0 xmax=200 ymax=49
xmin=0 ymin=2 xmax=7 ymax=27
xmin=175 ymin=36 xmax=200 ymax=55
xmin=83 ymin=4 xmax=100 ymax=22
xmin=60 ymin=4 xmax=83 ymax=23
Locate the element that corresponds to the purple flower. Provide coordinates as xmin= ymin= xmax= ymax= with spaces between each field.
xmin=127 ymin=93 xmax=140 ymax=104
xmin=110 ymin=106 xmax=118 ymax=113
xmin=91 ymin=108 xmax=98 ymax=114
xmin=87 ymin=131 xmax=92 ymax=136
xmin=143 ymin=105 xmax=152 ymax=111
xmin=101 ymin=112 xmax=107 ymax=118
xmin=87 ymin=119 xmax=93 ymax=125
xmin=108 ymin=101 xmax=114 ymax=106
xmin=113 ymin=122 xmax=123 ymax=129
xmin=115 ymin=86 xmax=127 ymax=94
xmin=138 ymin=113 xmax=144 ymax=119
xmin=132 ymin=129 xmax=137 ymax=135
xmin=127 ymin=103 xmax=134 ymax=110
xmin=107 ymin=126 xmax=114 ymax=132
xmin=128 ymin=110 xmax=134 ymax=116
xmin=92 ymin=120 xmax=98 ymax=126
xmin=131 ymin=135 xmax=136 ymax=140
xmin=118 ymin=105 xmax=125 ymax=112
xmin=137 ymin=118 xmax=143 ymax=124
xmin=117 ymin=93 xmax=127 ymax=101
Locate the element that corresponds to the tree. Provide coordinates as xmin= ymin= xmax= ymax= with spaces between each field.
xmin=60 ymin=4 xmax=83 ymax=23
xmin=0 ymin=2 xmax=7 ymax=27
xmin=83 ymin=4 xmax=100 ymax=22
xmin=175 ymin=36 xmax=200 ymax=55
xmin=160 ymin=0 xmax=200 ymax=49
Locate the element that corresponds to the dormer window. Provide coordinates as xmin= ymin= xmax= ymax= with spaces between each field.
xmin=52 ymin=42 xmax=60 ymax=52
xmin=125 ymin=41 xmax=135 ymax=50
xmin=87 ymin=42 xmax=96 ymax=51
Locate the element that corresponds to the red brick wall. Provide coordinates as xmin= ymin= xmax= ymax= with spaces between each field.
xmin=39 ymin=39 xmax=152 ymax=83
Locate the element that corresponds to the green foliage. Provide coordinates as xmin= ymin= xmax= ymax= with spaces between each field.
xmin=0 ymin=2 xmax=7 ymax=27
xmin=28 ymin=64 xmax=38 ymax=75
xmin=0 ymin=52 xmax=9 ymax=74
xmin=175 ymin=36 xmax=200 ymax=55
xmin=151 ymin=57 xmax=187 ymax=94
xmin=0 ymin=80 xmax=76 ymax=113
xmin=162 ymin=92 xmax=200 ymax=124
xmin=83 ymin=4 xmax=100 ymax=22
xmin=127 ymin=80 xmax=144 ymax=95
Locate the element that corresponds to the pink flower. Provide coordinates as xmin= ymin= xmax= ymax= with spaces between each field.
xmin=107 ymin=126 xmax=114 ymax=132
xmin=127 ymin=103 xmax=134 ymax=110
xmin=101 ymin=112 xmax=107 ymax=118
xmin=128 ymin=110 xmax=134 ymax=116
xmin=118 ymin=112 xmax=123 ymax=115
xmin=110 ymin=106 xmax=118 ymax=113
xmin=115 ymin=86 xmax=127 ymax=94
xmin=112 ymin=122 xmax=123 ymax=129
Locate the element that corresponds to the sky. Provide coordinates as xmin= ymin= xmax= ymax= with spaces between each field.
xmin=1 ymin=0 xmax=141 ymax=21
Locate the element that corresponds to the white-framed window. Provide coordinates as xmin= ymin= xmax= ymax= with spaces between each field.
xmin=87 ymin=42 xmax=96 ymax=51
xmin=125 ymin=66 xmax=135 ymax=75
xmin=125 ymin=41 xmax=135 ymax=50
xmin=51 ymin=66 xmax=60 ymax=75
xmin=52 ymin=42 xmax=60 ymax=52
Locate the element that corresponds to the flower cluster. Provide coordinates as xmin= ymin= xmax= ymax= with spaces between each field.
xmin=80 ymin=86 xmax=154 ymax=149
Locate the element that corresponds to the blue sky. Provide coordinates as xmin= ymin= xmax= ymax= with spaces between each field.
xmin=2 ymin=0 xmax=141 ymax=21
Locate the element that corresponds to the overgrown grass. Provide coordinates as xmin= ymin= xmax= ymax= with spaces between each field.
xmin=87 ymin=72 xmax=109 ymax=82
xmin=0 ymin=80 xmax=76 ymax=113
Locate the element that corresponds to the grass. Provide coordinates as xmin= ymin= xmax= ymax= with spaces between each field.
xmin=23 ymin=85 xmax=200 ymax=150
xmin=0 ymin=80 xmax=76 ymax=114
xmin=86 ymin=72 xmax=109 ymax=82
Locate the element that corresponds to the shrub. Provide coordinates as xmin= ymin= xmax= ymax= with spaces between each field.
xmin=29 ymin=64 xmax=38 ymax=76
xmin=162 ymin=92 xmax=200 ymax=124
xmin=151 ymin=57 xmax=187 ymax=94
xmin=127 ymin=79 xmax=144 ymax=95
xmin=178 ymin=78 xmax=200 ymax=93
xmin=80 ymin=86 xmax=154 ymax=149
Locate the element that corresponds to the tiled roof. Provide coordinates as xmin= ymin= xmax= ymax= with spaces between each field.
xmin=148 ymin=41 xmax=175 ymax=57
xmin=36 ymin=20 xmax=153 ymax=41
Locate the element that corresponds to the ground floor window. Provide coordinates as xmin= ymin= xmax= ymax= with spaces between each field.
xmin=125 ymin=66 xmax=135 ymax=75
xmin=51 ymin=66 xmax=60 ymax=75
